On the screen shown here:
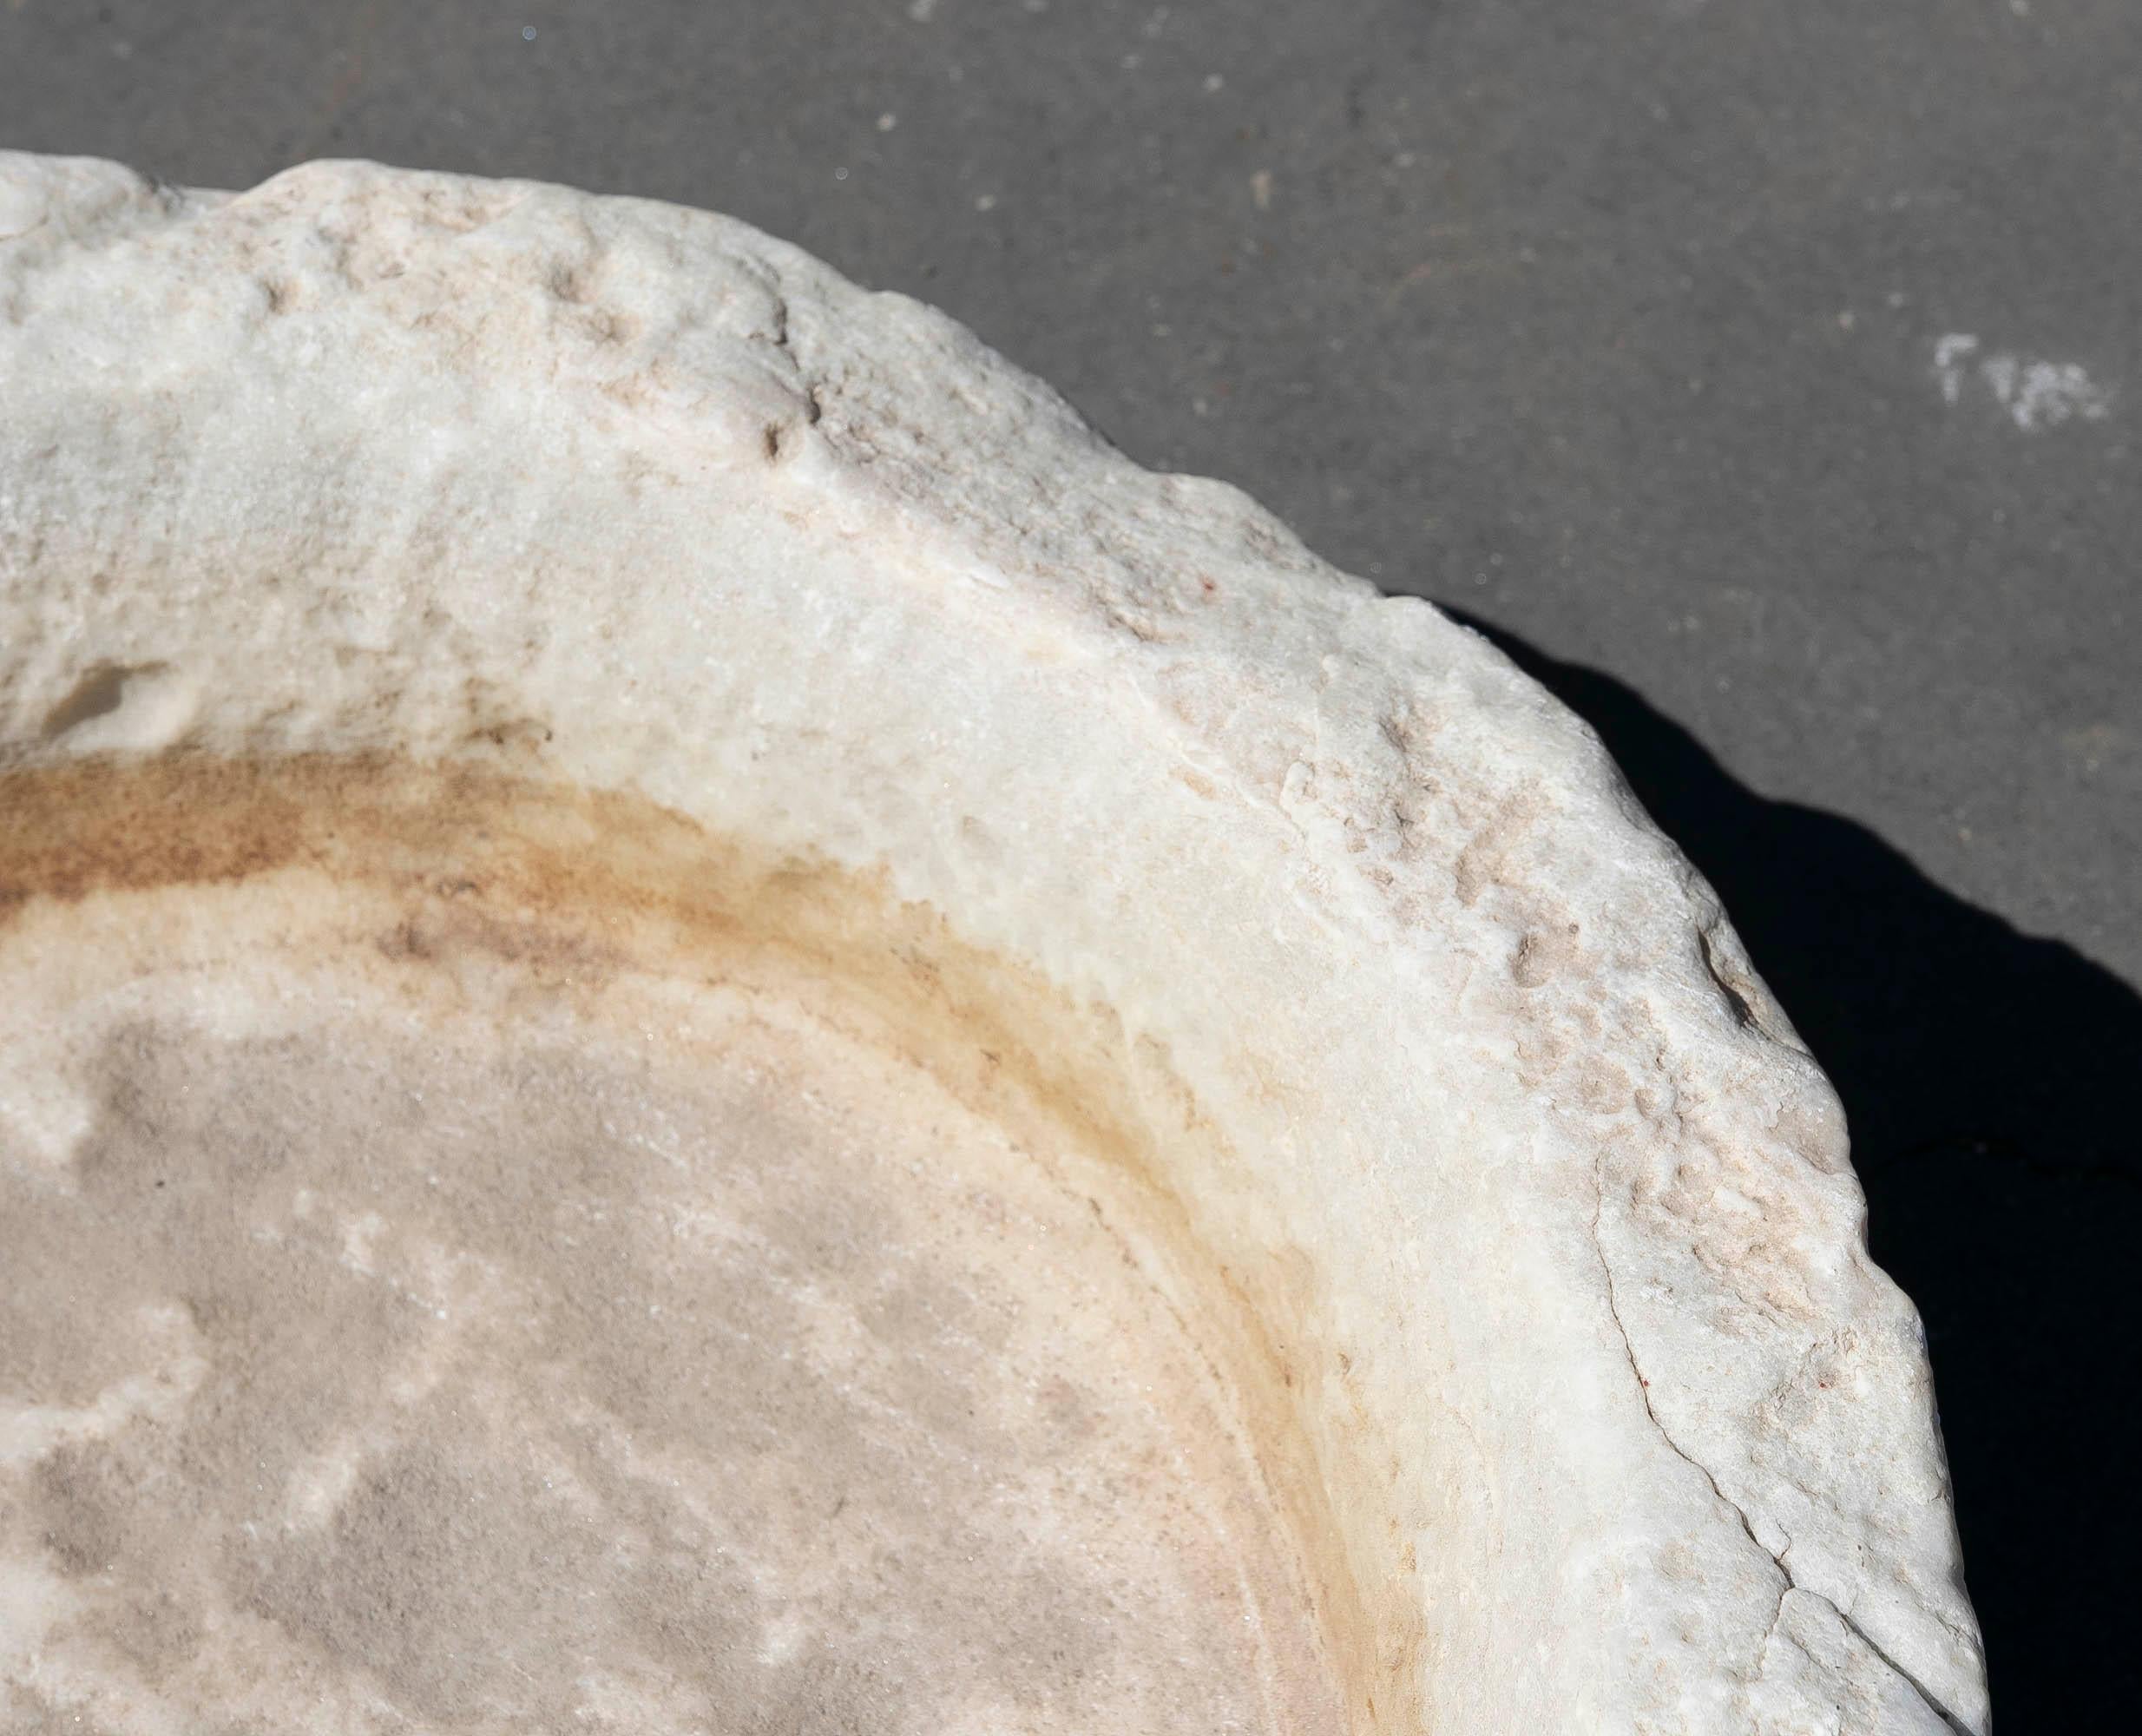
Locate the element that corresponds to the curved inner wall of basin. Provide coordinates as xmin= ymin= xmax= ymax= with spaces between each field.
xmin=0 ymin=757 xmax=1377 ymax=1736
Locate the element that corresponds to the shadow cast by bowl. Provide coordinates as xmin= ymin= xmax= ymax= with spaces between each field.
xmin=1445 ymin=608 xmax=2140 ymax=1732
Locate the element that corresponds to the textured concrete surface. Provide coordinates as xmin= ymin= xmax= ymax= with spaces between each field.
xmin=3 ymin=1 xmax=2136 ymax=1725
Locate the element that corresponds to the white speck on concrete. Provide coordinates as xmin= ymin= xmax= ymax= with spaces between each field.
xmin=1934 ymin=333 xmax=1977 ymax=402
xmin=877 ymin=113 xmax=898 ymax=132
xmin=1251 ymin=170 xmax=1272 ymax=210
xmin=1934 ymin=333 xmax=2113 ymax=430
xmin=907 ymin=0 xmax=936 ymax=20
xmin=2009 ymin=359 xmax=2111 ymax=430
xmin=521 ymin=23 xmax=536 ymax=41
xmin=1203 ymin=73 xmax=1225 ymax=93
xmin=975 ymin=193 xmax=997 ymax=212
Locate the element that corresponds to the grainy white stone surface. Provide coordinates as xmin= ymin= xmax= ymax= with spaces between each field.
xmin=0 ymin=154 xmax=1987 ymax=1734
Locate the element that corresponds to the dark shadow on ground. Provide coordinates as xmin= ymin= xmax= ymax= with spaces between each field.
xmin=1446 ymin=608 xmax=2140 ymax=1731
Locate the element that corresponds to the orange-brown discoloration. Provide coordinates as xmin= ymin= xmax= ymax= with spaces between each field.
xmin=0 ymin=750 xmax=1403 ymax=1733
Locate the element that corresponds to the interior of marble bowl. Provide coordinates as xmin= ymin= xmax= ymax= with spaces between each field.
xmin=0 ymin=753 xmax=1370 ymax=1736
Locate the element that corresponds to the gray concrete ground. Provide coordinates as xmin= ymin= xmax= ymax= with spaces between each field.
xmin=5 ymin=1 xmax=2137 ymax=1724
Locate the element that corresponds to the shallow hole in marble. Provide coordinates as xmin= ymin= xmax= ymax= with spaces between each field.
xmin=38 ymin=663 xmax=139 ymax=738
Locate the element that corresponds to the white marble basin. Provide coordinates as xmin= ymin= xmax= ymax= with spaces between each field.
xmin=0 ymin=155 xmax=1986 ymax=1735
